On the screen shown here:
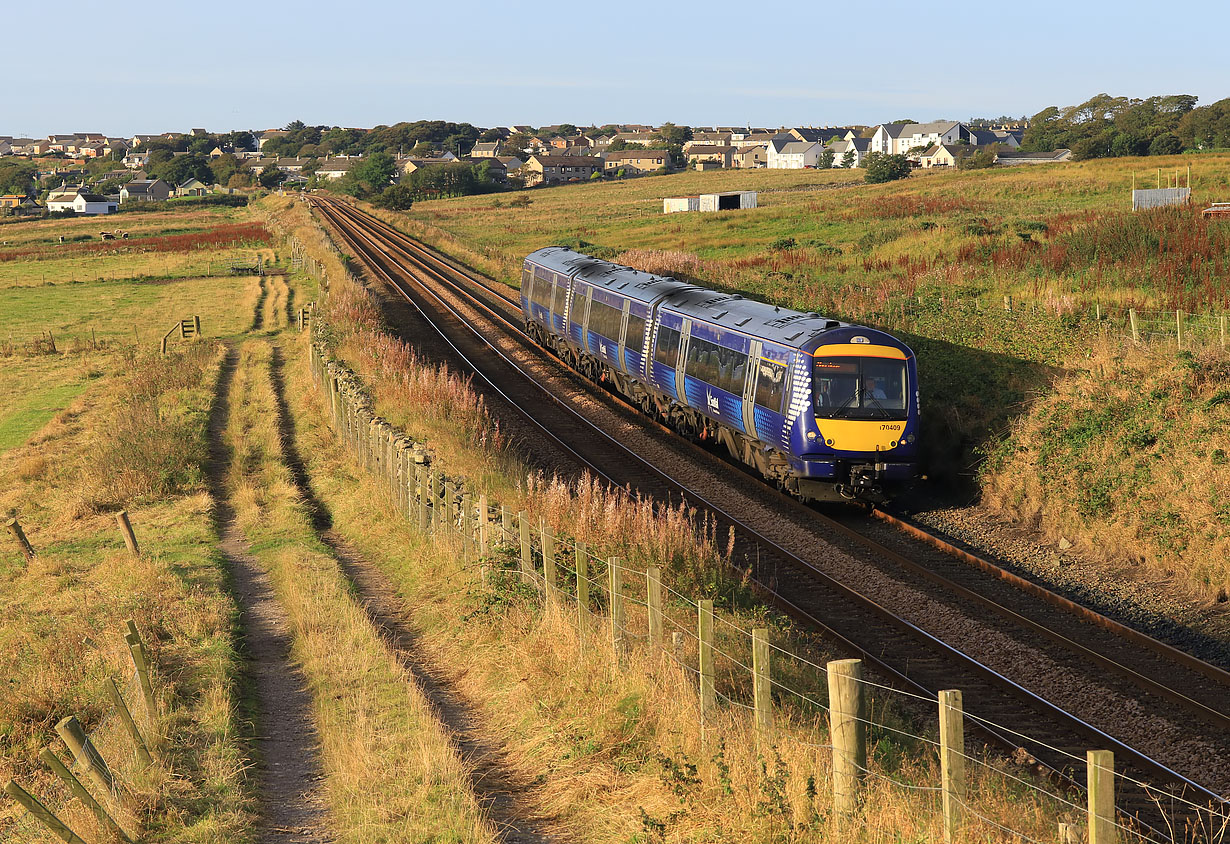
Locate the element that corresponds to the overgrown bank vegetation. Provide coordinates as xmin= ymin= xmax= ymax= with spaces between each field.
xmin=0 ymin=342 xmax=252 ymax=841
xmin=356 ymin=154 xmax=1230 ymax=606
xmin=277 ymin=197 xmax=1079 ymax=842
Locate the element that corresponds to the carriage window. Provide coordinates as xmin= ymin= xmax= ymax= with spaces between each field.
xmin=588 ymin=299 xmax=624 ymax=341
xmin=625 ymin=313 xmax=646 ymax=353
xmin=754 ymin=357 xmax=788 ymax=412
xmin=654 ymin=324 xmax=681 ymax=367
xmin=686 ymin=335 xmax=749 ymax=395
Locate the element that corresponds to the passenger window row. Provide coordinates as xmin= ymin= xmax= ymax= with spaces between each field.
xmin=686 ymin=336 xmax=748 ymax=395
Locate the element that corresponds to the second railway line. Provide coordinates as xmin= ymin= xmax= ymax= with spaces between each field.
xmin=309 ymin=195 xmax=1230 ymax=833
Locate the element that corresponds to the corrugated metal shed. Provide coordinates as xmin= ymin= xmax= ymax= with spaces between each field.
xmin=663 ymin=191 xmax=757 ymax=214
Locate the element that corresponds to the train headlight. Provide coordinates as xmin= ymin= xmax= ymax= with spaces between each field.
xmin=807 ymin=431 xmax=816 ymax=440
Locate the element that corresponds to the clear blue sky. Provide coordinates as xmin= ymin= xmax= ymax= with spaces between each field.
xmin=7 ymin=0 xmax=1229 ymax=138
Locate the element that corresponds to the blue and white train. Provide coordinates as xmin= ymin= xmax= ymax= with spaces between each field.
xmin=520 ymin=247 xmax=919 ymax=502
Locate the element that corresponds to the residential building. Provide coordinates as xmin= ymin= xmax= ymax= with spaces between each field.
xmin=604 ymin=149 xmax=671 ymax=175
xmin=470 ymin=141 xmax=502 ymax=158
xmin=0 ymin=195 xmax=38 ymax=213
xmin=120 ymin=178 xmax=173 ymax=202
xmin=257 ymin=130 xmax=288 ymax=150
xmin=872 ymin=121 xmax=971 ymax=156
xmin=825 ymin=137 xmax=870 ymax=167
xmin=399 ymin=157 xmax=459 ymax=175
xmin=520 ymin=154 xmax=601 ymax=186
xmin=46 ymin=186 xmax=116 ymax=214
xmin=176 ymin=178 xmax=210 ymax=196
xmin=0 ymin=141 xmax=11 ymax=156
xmin=917 ymin=144 xmax=975 ymax=168
xmin=496 ymin=155 xmax=524 ymax=172
xmin=315 ymin=160 xmax=355 ymax=180
xmin=684 ymin=132 xmax=732 ymax=149
xmin=789 ymin=127 xmax=859 ymax=144
xmin=129 ymin=134 xmax=159 ymax=148
xmin=122 ymin=151 xmax=151 ymax=169
xmin=733 ymin=145 xmax=767 ymax=168
xmin=969 ymin=128 xmax=1020 ymax=149
xmin=767 ymin=139 xmax=821 ymax=169
xmin=731 ymin=131 xmax=791 ymax=149
xmin=610 ymin=132 xmax=658 ymax=147
xmin=685 ymin=145 xmax=735 ymax=169
xmin=465 ymin=157 xmax=507 ymax=181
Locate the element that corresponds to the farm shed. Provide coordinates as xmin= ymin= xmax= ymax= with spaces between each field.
xmin=700 ymin=191 xmax=756 ymax=211
xmin=663 ymin=191 xmax=757 ymax=214
xmin=664 ymin=196 xmax=700 ymax=213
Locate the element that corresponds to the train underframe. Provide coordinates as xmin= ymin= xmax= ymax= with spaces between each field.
xmin=530 ymin=323 xmax=891 ymax=504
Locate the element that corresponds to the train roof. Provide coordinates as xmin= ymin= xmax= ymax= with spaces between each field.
xmin=662 ymin=292 xmax=845 ymax=347
xmin=527 ymin=246 xmax=697 ymax=305
xmin=526 ymin=246 xmax=851 ymax=347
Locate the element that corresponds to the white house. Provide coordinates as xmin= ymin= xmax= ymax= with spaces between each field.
xmin=47 ymin=187 xmax=115 ymax=214
xmin=766 ymin=139 xmax=821 ymax=169
xmin=872 ymin=121 xmax=971 ymax=156
xmin=826 ymin=137 xmax=870 ymax=167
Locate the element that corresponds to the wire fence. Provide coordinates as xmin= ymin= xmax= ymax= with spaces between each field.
xmin=306 ymin=321 xmax=1230 ymax=844
xmin=292 ymin=197 xmax=1230 ymax=843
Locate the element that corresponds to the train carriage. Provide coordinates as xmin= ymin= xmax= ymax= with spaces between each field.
xmin=521 ymin=247 xmax=918 ymax=502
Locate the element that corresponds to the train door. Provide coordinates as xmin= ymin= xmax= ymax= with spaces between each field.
xmin=616 ymin=300 xmax=630 ymax=372
xmin=675 ymin=318 xmax=691 ymax=400
xmin=742 ymin=339 xmax=762 ymax=437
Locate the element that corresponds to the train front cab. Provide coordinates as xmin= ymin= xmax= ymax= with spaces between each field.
xmin=790 ymin=333 xmax=918 ymax=502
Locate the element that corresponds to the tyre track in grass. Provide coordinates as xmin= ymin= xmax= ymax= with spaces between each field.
xmin=205 ymin=343 xmax=334 ymax=843
xmin=268 ymin=341 xmax=556 ymax=844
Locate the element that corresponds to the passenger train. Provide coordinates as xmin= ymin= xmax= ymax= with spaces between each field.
xmin=520 ymin=247 xmax=919 ymax=502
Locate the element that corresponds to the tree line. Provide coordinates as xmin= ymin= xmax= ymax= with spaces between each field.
xmin=1022 ymin=93 xmax=1230 ymax=159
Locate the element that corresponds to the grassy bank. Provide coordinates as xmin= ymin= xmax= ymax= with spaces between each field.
xmin=0 ymin=343 xmax=252 ymax=842
xmin=278 ymin=199 xmax=1077 ymax=841
xmin=353 ymin=157 xmax=1230 ymax=603
xmin=224 ymin=337 xmax=496 ymax=842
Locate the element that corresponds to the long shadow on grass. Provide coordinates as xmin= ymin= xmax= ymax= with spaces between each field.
xmin=268 ymin=342 xmax=558 ymax=844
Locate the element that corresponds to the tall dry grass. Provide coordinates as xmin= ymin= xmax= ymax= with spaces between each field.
xmin=266 ymin=198 xmax=1092 ymax=842
xmin=226 ymin=337 xmax=498 ymax=843
xmin=0 ymin=341 xmax=252 ymax=843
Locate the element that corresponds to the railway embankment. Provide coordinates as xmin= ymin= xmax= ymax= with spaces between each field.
xmin=262 ymin=193 xmax=1148 ymax=843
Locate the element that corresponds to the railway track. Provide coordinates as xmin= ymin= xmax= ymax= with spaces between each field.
xmin=309 ymin=196 xmax=1230 ymax=836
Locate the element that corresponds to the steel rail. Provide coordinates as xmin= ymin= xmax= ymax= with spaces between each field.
xmin=311 ymin=197 xmax=1229 ymax=827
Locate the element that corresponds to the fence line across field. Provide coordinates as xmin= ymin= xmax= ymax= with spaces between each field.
xmin=303 ymin=233 xmax=1228 ymax=844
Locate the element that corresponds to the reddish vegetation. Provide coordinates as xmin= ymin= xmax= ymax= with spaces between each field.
xmin=0 ymin=222 xmax=271 ymax=262
xmin=857 ymin=195 xmax=988 ymax=219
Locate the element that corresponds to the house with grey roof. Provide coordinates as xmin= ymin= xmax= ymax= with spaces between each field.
xmin=470 ymin=141 xmax=502 ymax=158
xmin=826 ymin=137 xmax=871 ymax=167
xmin=767 ymin=139 xmax=822 ymax=169
xmin=120 ymin=178 xmax=172 ymax=203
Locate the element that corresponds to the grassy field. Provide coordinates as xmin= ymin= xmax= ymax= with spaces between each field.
xmin=0 ymin=209 xmax=268 ymax=458
xmin=0 ymin=207 xmax=271 ymax=841
xmin=358 ymin=157 xmax=1230 ymax=602
xmin=280 ymin=198 xmax=1078 ymax=842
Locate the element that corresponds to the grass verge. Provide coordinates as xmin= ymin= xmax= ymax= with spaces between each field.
xmin=224 ymin=336 xmax=497 ymax=843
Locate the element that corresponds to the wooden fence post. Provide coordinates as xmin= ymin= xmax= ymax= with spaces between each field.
xmin=461 ymin=494 xmax=473 ymax=561
xmin=125 ymin=621 xmax=160 ymax=747
xmin=752 ymin=628 xmax=773 ymax=747
xmin=541 ymin=521 xmax=556 ymax=605
xmin=575 ymin=541 xmax=590 ymax=629
xmin=828 ymin=659 xmax=866 ymax=817
xmin=698 ymin=599 xmax=715 ymax=716
xmin=608 ymin=556 xmax=624 ymax=655
xmin=193 ymin=315 xmax=201 ymax=338
xmin=444 ymin=481 xmax=456 ymax=533
xmin=1087 ymin=750 xmax=1116 ymax=844
xmin=478 ymin=494 xmax=489 ymax=555
xmin=646 ymin=566 xmax=663 ymax=648
xmin=939 ymin=689 xmax=965 ymax=843
xmin=104 ymin=678 xmax=153 ymax=766
xmin=426 ymin=471 xmax=437 ymax=532
xmin=3 ymin=780 xmax=88 ymax=844
xmin=1058 ymin=822 xmax=1081 ymax=844
xmin=38 ymin=750 xmax=132 ymax=843
xmin=55 ymin=716 xmax=115 ymax=796
xmin=115 ymin=510 xmax=140 ymax=557
xmin=1220 ymin=314 xmax=1226 ymax=349
xmin=1176 ymin=310 xmax=1184 ymax=349
xmin=6 ymin=517 xmax=35 ymax=562
xmin=501 ymin=505 xmax=512 ymax=547
xmin=518 ymin=511 xmax=533 ymax=585
xmin=1129 ymin=308 xmax=1139 ymax=343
